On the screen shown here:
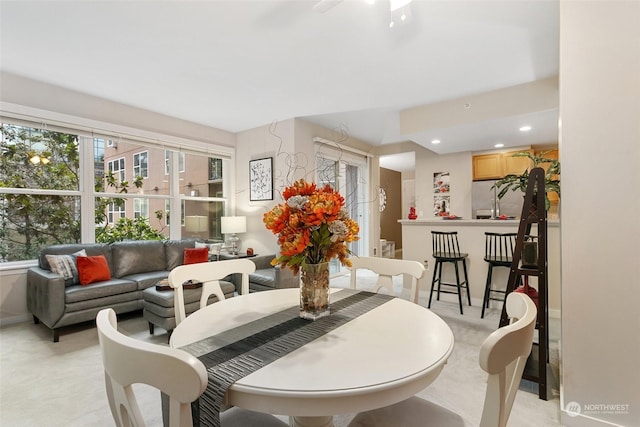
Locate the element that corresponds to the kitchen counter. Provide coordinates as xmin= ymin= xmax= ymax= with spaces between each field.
xmin=399 ymin=218 xmax=560 ymax=227
xmin=399 ymin=218 xmax=560 ymax=316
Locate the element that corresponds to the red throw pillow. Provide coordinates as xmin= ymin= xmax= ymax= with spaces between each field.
xmin=184 ymin=247 xmax=209 ymax=265
xmin=76 ymin=255 xmax=112 ymax=286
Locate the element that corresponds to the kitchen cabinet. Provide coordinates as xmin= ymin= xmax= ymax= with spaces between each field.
xmin=472 ymin=153 xmax=503 ymax=180
xmin=472 ymin=149 xmax=533 ymax=181
xmin=503 ymin=151 xmax=533 ymax=175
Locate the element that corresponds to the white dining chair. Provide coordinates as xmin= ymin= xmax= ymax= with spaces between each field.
xmin=169 ymin=258 xmax=256 ymax=325
xmin=97 ymin=308 xmax=288 ymax=427
xmin=97 ymin=308 xmax=207 ymax=427
xmin=348 ymin=256 xmax=427 ymax=304
xmin=347 ymin=292 xmax=537 ymax=427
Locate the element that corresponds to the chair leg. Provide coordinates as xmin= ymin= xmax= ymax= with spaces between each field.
xmin=454 ymin=261 xmax=464 ymax=315
xmin=148 ymin=322 xmax=155 ymax=335
xmin=436 ymin=261 xmax=444 ymax=301
xmin=428 ymin=261 xmax=439 ymax=308
xmin=481 ymin=264 xmax=493 ymax=319
xmin=462 ymin=259 xmax=471 ymax=306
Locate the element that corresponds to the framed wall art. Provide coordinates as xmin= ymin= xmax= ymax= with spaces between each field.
xmin=249 ymin=157 xmax=273 ymax=201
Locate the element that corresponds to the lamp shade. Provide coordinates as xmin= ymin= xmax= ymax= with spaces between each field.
xmin=221 ymin=216 xmax=246 ymax=234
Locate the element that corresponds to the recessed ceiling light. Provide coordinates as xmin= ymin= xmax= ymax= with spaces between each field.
xmin=519 ymin=126 xmax=532 ymax=132
xmin=494 ymin=143 xmax=504 ymax=148
xmin=431 ymin=139 xmax=441 ymax=144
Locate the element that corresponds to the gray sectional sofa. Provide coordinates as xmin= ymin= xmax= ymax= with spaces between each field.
xmin=27 ymin=239 xmax=204 ymax=342
xmin=27 ymin=240 xmax=299 ymax=342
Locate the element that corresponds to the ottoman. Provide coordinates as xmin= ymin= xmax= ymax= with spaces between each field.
xmin=142 ymin=280 xmax=236 ymax=339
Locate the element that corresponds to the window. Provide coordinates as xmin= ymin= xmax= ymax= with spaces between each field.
xmin=133 ymin=151 xmax=148 ymax=179
xmin=108 ymin=158 xmax=125 ymax=183
xmin=107 ymin=201 xmax=126 ymax=224
xmin=209 ymin=158 xmax=223 ymax=180
xmin=165 ymin=150 xmax=185 ymax=174
xmin=133 ymin=198 xmax=149 ymax=218
xmin=0 ymin=123 xmax=81 ymax=261
xmin=1 ymin=117 xmax=229 ymax=263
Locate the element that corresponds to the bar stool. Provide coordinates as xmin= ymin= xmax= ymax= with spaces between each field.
xmin=428 ymin=231 xmax=471 ymax=314
xmin=481 ymin=232 xmax=517 ymax=318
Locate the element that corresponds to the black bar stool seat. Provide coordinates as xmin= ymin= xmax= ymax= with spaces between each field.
xmin=428 ymin=231 xmax=471 ymax=314
xmin=481 ymin=232 xmax=517 ymax=318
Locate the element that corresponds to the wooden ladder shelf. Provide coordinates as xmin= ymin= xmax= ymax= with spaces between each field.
xmin=499 ymin=167 xmax=550 ymax=400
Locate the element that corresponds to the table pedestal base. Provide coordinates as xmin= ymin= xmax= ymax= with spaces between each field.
xmin=289 ymin=416 xmax=334 ymax=427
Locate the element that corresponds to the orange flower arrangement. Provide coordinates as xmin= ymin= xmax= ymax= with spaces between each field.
xmin=264 ymin=179 xmax=359 ymax=274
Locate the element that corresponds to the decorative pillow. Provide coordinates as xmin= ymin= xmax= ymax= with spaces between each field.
xmin=76 ymin=255 xmax=112 ymax=286
xmin=184 ymin=247 xmax=209 ymax=265
xmin=45 ymin=249 xmax=87 ymax=285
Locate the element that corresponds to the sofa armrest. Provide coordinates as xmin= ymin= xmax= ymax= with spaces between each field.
xmin=26 ymin=267 xmax=66 ymax=328
xmin=250 ymin=254 xmax=277 ymax=270
xmin=273 ymin=265 xmax=299 ymax=289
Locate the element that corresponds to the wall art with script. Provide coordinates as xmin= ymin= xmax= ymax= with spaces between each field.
xmin=249 ymin=157 xmax=273 ymax=201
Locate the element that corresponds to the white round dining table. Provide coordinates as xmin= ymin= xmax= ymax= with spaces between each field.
xmin=170 ymin=288 xmax=455 ymax=427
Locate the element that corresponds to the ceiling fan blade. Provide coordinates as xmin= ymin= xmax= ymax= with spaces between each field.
xmin=313 ymin=0 xmax=344 ymax=13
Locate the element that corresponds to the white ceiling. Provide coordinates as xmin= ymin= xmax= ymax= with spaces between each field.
xmin=0 ymin=0 xmax=559 ymax=173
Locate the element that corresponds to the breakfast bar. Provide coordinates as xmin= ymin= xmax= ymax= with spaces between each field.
xmin=400 ymin=218 xmax=561 ymax=317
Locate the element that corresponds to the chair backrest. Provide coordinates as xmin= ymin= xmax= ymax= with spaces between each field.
xmin=484 ymin=232 xmax=517 ymax=264
xmin=348 ymin=256 xmax=427 ymax=304
xmin=97 ymin=308 xmax=207 ymax=427
xmin=431 ymin=231 xmax=464 ymax=258
xmin=478 ymin=292 xmax=537 ymax=427
xmin=168 ymin=259 xmax=256 ymax=325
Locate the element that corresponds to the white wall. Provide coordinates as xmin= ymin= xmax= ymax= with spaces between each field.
xmin=236 ymin=118 xmax=378 ymax=259
xmin=234 ymin=119 xmax=298 ymax=257
xmin=560 ymin=2 xmax=640 ymax=426
xmin=1 ymin=72 xmax=236 ymax=146
xmin=414 ymin=150 xmax=473 ymax=219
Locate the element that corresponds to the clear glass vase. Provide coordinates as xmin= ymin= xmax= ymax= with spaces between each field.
xmin=299 ymin=262 xmax=330 ymax=320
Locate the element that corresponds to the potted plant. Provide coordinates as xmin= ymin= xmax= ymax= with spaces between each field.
xmin=491 ymin=151 xmax=560 ymax=211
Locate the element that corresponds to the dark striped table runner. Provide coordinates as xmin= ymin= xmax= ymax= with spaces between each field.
xmin=180 ymin=289 xmax=394 ymax=427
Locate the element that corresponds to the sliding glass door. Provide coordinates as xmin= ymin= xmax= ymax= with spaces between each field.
xmin=316 ymin=148 xmax=368 ymax=275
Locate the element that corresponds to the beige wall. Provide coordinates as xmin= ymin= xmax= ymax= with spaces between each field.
xmin=414 ymin=150 xmax=474 ymax=219
xmin=560 ymin=1 xmax=640 ymax=425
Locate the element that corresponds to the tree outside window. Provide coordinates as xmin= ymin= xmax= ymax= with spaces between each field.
xmin=0 ymin=123 xmax=81 ymax=261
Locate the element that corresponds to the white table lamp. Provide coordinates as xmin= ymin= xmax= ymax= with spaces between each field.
xmin=221 ymin=216 xmax=246 ymax=255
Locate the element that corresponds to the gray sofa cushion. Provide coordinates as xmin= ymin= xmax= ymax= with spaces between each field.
xmin=111 ymin=240 xmax=166 ymax=278
xmin=65 ymin=278 xmax=137 ymax=304
xmin=122 ymin=271 xmax=169 ymax=291
xmin=165 ymin=240 xmax=196 ymax=271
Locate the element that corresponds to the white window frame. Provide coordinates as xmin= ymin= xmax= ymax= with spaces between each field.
xmin=1 ymin=104 xmax=234 ymax=265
